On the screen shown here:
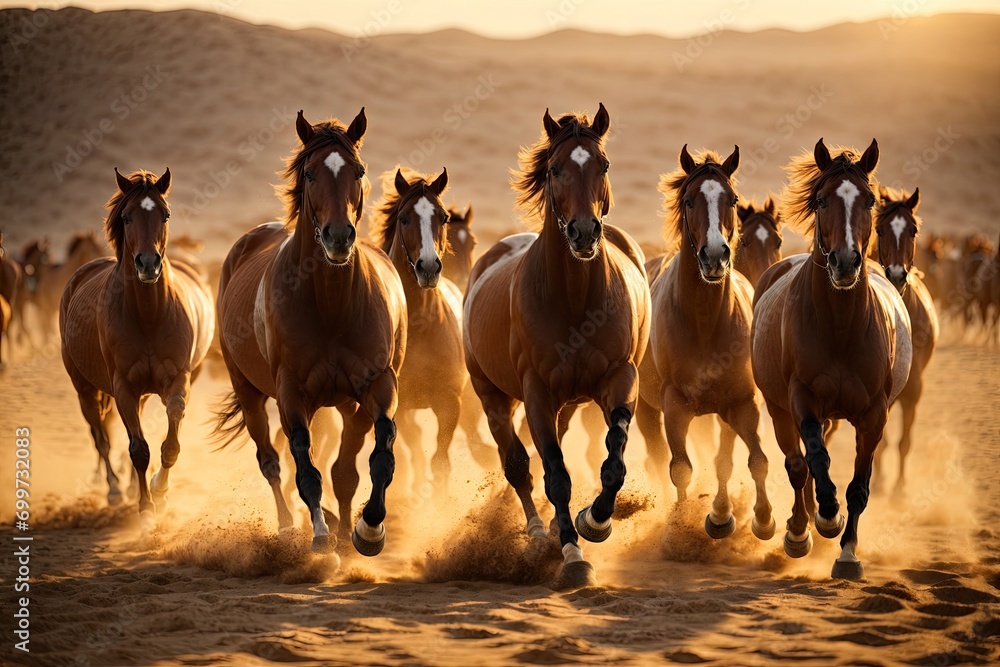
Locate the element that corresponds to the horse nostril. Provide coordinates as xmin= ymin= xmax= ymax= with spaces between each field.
xmin=346 ymin=226 xmax=357 ymax=244
xmin=134 ymin=255 xmax=143 ymax=270
xmin=153 ymin=254 xmax=162 ymax=270
xmin=416 ymin=259 xmax=424 ymax=273
xmin=591 ymin=218 xmax=603 ymax=237
xmin=722 ymin=245 xmax=731 ymax=263
xmin=828 ymin=252 xmax=840 ymax=269
xmin=566 ymin=222 xmax=580 ymax=241
xmin=433 ymin=258 xmax=442 ymax=272
xmin=851 ymin=251 xmax=862 ymax=270
xmin=698 ymin=246 xmax=709 ymax=263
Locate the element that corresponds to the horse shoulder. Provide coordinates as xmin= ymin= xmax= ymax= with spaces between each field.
xmin=604 ymin=224 xmax=647 ymax=277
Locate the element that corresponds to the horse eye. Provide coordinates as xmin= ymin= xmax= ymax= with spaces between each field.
xmin=817 ymin=197 xmax=827 ymax=209
xmin=399 ymin=215 xmax=409 ymax=225
xmin=684 ymin=198 xmax=694 ymax=209
xmin=122 ymin=213 xmax=131 ymax=224
xmin=357 ymin=167 xmax=365 ymax=180
xmin=442 ymin=214 xmax=450 ymax=224
xmin=550 ymin=164 xmax=561 ymax=177
xmin=876 ymin=227 xmax=884 ymax=236
xmin=304 ymin=169 xmax=315 ymax=182
xmin=867 ymin=196 xmax=876 ymax=208
xmin=602 ymin=161 xmax=610 ymax=174
xmin=164 ymin=211 xmax=170 ymax=223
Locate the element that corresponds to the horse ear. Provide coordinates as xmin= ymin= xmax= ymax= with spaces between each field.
xmin=346 ymin=107 xmax=367 ymax=144
xmin=679 ymin=144 xmax=695 ymax=174
xmin=394 ymin=169 xmax=410 ymax=197
xmin=859 ymin=138 xmax=879 ymax=175
xmin=722 ymin=145 xmax=740 ymax=177
xmin=431 ymin=167 xmax=449 ymax=196
xmin=114 ymin=167 xmax=130 ymax=194
xmin=814 ymin=138 xmax=832 ymax=171
xmin=155 ymin=167 xmax=171 ymax=195
xmin=737 ymin=203 xmax=751 ymax=223
xmin=906 ymin=187 xmax=920 ymax=212
xmin=296 ymin=110 xmax=315 ymax=145
xmin=543 ymin=108 xmax=560 ymax=140
xmin=765 ymin=196 xmax=777 ymax=217
xmin=591 ymin=102 xmax=610 ymax=138
xmin=464 ymin=204 xmax=474 ymax=225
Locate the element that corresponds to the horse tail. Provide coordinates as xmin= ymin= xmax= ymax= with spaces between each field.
xmin=212 ymin=391 xmax=248 ymax=449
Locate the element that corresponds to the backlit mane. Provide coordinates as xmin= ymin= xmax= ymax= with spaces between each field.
xmin=370 ymin=167 xmax=447 ymax=254
xmin=511 ymin=112 xmax=611 ymax=231
xmin=658 ymin=150 xmax=734 ymax=253
xmin=782 ymin=146 xmax=876 ymax=237
xmin=103 ymin=170 xmax=167 ymax=262
xmin=279 ymin=119 xmax=369 ymax=230
xmin=738 ymin=198 xmax=782 ymax=233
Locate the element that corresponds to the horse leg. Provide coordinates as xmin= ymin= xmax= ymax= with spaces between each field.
xmin=458 ymin=381 xmax=496 ymax=469
xmin=352 ymin=370 xmax=399 ymax=557
xmin=793 ymin=396 xmax=843 ymax=540
xmin=430 ymin=393 xmax=461 ymax=502
xmin=723 ymin=399 xmax=775 ymax=540
xmin=893 ymin=390 xmax=919 ymax=499
xmin=114 ymin=382 xmax=155 ymax=532
xmin=277 ymin=391 xmax=328 ymax=552
xmin=661 ymin=386 xmax=695 ymax=504
xmin=705 ymin=418 xmax=737 ymax=539
xmin=149 ymin=372 xmax=192 ymax=513
xmin=580 ymin=403 xmax=608 ymax=488
xmin=635 ymin=397 xmax=669 ymax=501
xmin=768 ymin=402 xmax=813 ymax=557
xmin=331 ymin=403 xmax=372 ymax=545
xmin=74 ymin=384 xmax=121 ymax=505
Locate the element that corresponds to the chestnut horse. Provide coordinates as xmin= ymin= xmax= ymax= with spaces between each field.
xmin=215 ymin=109 xmax=407 ymax=556
xmin=372 ymin=167 xmax=466 ymax=499
xmin=870 ymin=186 xmax=939 ymax=495
xmin=464 ymin=104 xmax=650 ymax=588
xmin=735 ymin=197 xmax=783 ymax=287
xmin=636 ymin=146 xmax=774 ymax=542
xmin=60 ymin=168 xmax=214 ymax=527
xmin=752 ymin=139 xmax=912 ymax=580
xmin=443 ymin=204 xmax=477 ymax=290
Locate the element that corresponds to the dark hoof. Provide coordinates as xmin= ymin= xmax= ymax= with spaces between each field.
xmin=575 ymin=505 xmax=612 ymax=543
xmin=815 ymin=512 xmax=845 ymax=539
xmin=553 ymin=560 xmax=597 ymax=591
xmin=783 ymin=530 xmax=813 ymax=558
xmin=704 ymin=514 xmax=735 ymax=540
xmin=311 ymin=533 xmax=337 ymax=553
xmin=352 ymin=524 xmax=386 ymax=557
xmin=831 ymin=559 xmax=865 ymax=581
xmin=751 ymin=516 xmax=776 ymax=541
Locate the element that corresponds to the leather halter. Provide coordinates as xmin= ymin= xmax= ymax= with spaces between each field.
xmin=299 ymin=138 xmax=365 ymax=247
xmin=392 ymin=184 xmax=438 ymax=275
xmin=544 ymin=125 xmax=608 ymax=233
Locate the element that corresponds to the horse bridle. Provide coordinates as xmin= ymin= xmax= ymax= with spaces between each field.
xmin=301 ymin=142 xmax=366 ymax=247
xmin=680 ymin=167 xmax=735 ymax=259
xmin=874 ymin=212 xmax=913 ymax=293
xmin=545 ymin=127 xmax=609 ymax=234
xmin=393 ymin=184 xmax=440 ymax=275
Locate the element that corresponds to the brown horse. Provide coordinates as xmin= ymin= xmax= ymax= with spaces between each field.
xmin=60 ymin=168 xmax=214 ymax=526
xmin=443 ymin=204 xmax=477 ymax=290
xmin=0 ymin=230 xmax=23 ymax=369
xmin=464 ymin=104 xmax=650 ymax=588
xmin=752 ymin=138 xmax=911 ymax=580
xmin=636 ymin=146 xmax=774 ymax=541
xmin=735 ymin=197 xmax=783 ymax=287
xmin=215 ymin=109 xmax=407 ymax=556
xmin=869 ymin=186 xmax=939 ymax=496
xmin=371 ymin=167 xmax=466 ymax=499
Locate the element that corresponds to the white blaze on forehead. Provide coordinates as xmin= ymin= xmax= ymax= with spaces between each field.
xmin=700 ymin=179 xmax=727 ymax=250
xmin=140 ymin=196 xmax=156 ymax=211
xmin=755 ymin=225 xmax=770 ymax=244
xmin=324 ymin=150 xmax=346 ymax=176
xmin=414 ymin=196 xmax=439 ymax=264
xmin=455 ymin=229 xmax=468 ymax=243
xmin=889 ymin=215 xmax=907 ymax=247
xmin=570 ymin=145 xmax=591 ymax=169
xmin=835 ymin=179 xmax=860 ymax=247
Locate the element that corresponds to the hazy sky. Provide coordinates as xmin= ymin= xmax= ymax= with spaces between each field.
xmin=5 ymin=0 xmax=998 ymax=38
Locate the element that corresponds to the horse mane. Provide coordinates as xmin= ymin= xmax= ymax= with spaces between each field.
xmin=103 ymin=170 xmax=168 ymax=262
xmin=782 ymin=145 xmax=876 ymax=237
xmin=279 ymin=118 xmax=369 ymax=230
xmin=511 ymin=111 xmax=611 ymax=231
xmin=738 ymin=197 xmax=782 ymax=231
xmin=370 ymin=167 xmax=446 ymax=254
xmin=657 ymin=150 xmax=734 ymax=253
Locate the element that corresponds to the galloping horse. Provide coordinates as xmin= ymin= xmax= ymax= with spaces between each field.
xmin=752 ymin=138 xmax=912 ymax=580
xmin=215 ymin=109 xmax=407 ymax=556
xmin=371 ymin=167 xmax=466 ymax=499
xmin=443 ymin=204 xmax=477 ymax=291
xmin=735 ymin=197 xmax=783 ymax=287
xmin=464 ymin=104 xmax=650 ymax=588
xmin=636 ymin=146 xmax=774 ymax=541
xmin=60 ymin=168 xmax=214 ymax=526
xmin=870 ymin=186 xmax=939 ymax=495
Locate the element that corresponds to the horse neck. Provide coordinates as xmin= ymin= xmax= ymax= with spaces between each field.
xmin=537 ymin=208 xmax=610 ymax=316
xmin=288 ymin=218 xmax=361 ymax=316
xmin=676 ymin=227 xmax=734 ymax=331
xmin=804 ymin=247 xmax=872 ymax=331
xmin=115 ymin=252 xmax=172 ymax=322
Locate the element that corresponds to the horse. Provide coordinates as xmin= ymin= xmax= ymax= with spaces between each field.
xmin=0 ymin=230 xmax=23 ymax=370
xmin=868 ymin=186 xmax=939 ymax=495
xmin=752 ymin=138 xmax=912 ymax=580
xmin=443 ymin=204 xmax=477 ymax=291
xmin=13 ymin=239 xmax=52 ymax=346
xmin=735 ymin=196 xmax=783 ymax=288
xmin=214 ymin=109 xmax=407 ymax=556
xmin=464 ymin=104 xmax=650 ymax=588
xmin=59 ymin=168 xmax=214 ymax=528
xmin=371 ymin=166 xmax=466 ymax=500
xmin=635 ymin=145 xmax=774 ymax=541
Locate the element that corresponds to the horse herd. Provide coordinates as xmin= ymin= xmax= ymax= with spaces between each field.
xmin=0 ymin=104 xmax=995 ymax=589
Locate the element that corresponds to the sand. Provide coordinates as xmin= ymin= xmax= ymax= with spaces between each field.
xmin=1 ymin=7 xmax=999 ymax=667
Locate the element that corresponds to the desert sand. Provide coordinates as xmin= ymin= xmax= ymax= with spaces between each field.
xmin=1 ymin=7 xmax=999 ymax=667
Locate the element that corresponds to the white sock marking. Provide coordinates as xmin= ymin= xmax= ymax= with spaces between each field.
xmin=570 ymin=145 xmax=590 ymax=168
xmin=755 ymin=225 xmax=770 ymax=244
xmin=700 ymin=179 xmax=726 ymax=251
xmin=324 ymin=150 xmax=346 ymax=176
xmin=311 ymin=507 xmax=329 ymax=537
xmin=836 ymin=180 xmax=860 ymax=248
xmin=889 ymin=215 xmax=907 ymax=248
xmin=356 ymin=516 xmax=384 ymax=541
xmin=140 ymin=196 xmax=156 ymax=211
xmin=562 ymin=542 xmax=584 ymax=563
xmin=414 ymin=196 xmax=439 ymax=266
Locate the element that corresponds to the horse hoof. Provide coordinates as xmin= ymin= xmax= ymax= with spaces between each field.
xmin=815 ymin=512 xmax=845 ymax=539
xmin=311 ymin=534 xmax=337 ymax=554
xmin=705 ymin=514 xmax=735 ymax=540
xmin=139 ymin=510 xmax=156 ymax=534
xmin=751 ymin=516 xmax=776 ymax=541
xmin=107 ymin=489 xmax=123 ymax=507
xmin=575 ymin=505 xmax=612 ymax=543
xmin=783 ymin=530 xmax=813 ymax=558
xmin=831 ymin=559 xmax=865 ymax=581
xmin=553 ymin=560 xmax=597 ymax=591
xmin=352 ymin=521 xmax=386 ymax=557
xmin=526 ymin=516 xmax=548 ymax=541
xmin=278 ymin=525 xmax=297 ymax=535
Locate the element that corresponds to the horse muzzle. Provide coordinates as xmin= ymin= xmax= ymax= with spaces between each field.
xmin=134 ymin=253 xmax=162 ymax=284
xmin=319 ymin=223 xmax=357 ymax=266
xmin=415 ymin=257 xmax=442 ymax=289
xmin=565 ymin=217 xmax=602 ymax=261
xmin=697 ymin=245 xmax=731 ymax=284
xmin=885 ymin=265 xmax=908 ymax=293
xmin=827 ymin=248 xmax=862 ymax=290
